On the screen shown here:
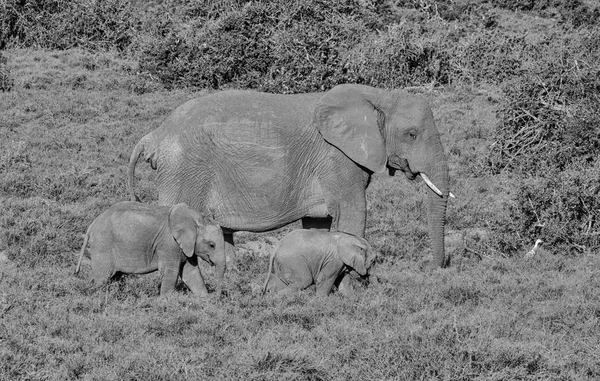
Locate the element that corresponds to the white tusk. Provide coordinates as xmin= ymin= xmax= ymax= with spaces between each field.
xmin=420 ymin=173 xmax=443 ymax=197
xmin=449 ymin=192 xmax=456 ymax=198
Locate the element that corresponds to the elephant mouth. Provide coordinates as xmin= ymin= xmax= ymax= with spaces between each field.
xmin=387 ymin=156 xmax=417 ymax=180
xmin=198 ymin=255 xmax=215 ymax=266
xmin=388 ymin=155 xmax=454 ymax=198
xmin=387 ymin=156 xmax=453 ymax=198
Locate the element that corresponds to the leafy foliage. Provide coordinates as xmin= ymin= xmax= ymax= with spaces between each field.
xmin=491 ymin=0 xmax=600 ymax=26
xmin=342 ymin=22 xmax=451 ymax=88
xmin=481 ymin=29 xmax=600 ymax=253
xmin=0 ymin=0 xmax=136 ymax=50
xmin=135 ymin=0 xmax=379 ymax=92
xmin=516 ymin=161 xmax=600 ymax=253
xmin=495 ymin=36 xmax=600 ymax=156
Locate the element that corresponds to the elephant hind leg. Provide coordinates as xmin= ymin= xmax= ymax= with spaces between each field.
xmin=92 ymin=261 xmax=118 ymax=286
xmin=281 ymin=271 xmax=314 ymax=294
xmin=266 ymin=275 xmax=287 ymax=293
xmin=267 ymin=274 xmax=311 ymax=295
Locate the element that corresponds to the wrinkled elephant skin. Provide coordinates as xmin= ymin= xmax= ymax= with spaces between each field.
xmin=129 ymin=84 xmax=450 ymax=267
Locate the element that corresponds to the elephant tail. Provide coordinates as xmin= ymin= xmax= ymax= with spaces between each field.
xmin=261 ymin=251 xmax=276 ymax=295
xmin=128 ymin=133 xmax=157 ymax=202
xmin=75 ymin=229 xmax=91 ymax=275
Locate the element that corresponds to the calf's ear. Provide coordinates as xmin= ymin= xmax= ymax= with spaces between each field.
xmin=335 ymin=233 xmax=368 ymax=276
xmin=168 ymin=203 xmax=197 ymax=257
xmin=339 ymin=249 xmax=368 ymax=276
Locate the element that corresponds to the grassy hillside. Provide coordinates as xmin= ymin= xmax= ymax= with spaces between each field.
xmin=1 ymin=1 xmax=599 ymax=380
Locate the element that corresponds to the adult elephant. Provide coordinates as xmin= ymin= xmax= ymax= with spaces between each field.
xmin=128 ymin=84 xmax=451 ymax=271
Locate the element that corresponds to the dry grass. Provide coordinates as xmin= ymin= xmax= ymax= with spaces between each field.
xmin=1 ymin=49 xmax=599 ymax=380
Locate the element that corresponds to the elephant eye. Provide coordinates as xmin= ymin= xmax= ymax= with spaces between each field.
xmin=207 ymin=242 xmax=216 ymax=249
xmin=405 ymin=130 xmax=418 ymax=140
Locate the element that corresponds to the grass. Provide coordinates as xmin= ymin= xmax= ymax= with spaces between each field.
xmin=1 ymin=48 xmax=599 ymax=380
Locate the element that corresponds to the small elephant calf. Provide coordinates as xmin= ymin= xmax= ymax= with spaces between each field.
xmin=262 ymin=229 xmax=373 ymax=296
xmin=75 ymin=201 xmax=225 ymax=296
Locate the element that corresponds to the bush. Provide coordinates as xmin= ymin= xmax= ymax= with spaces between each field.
xmin=3 ymin=0 xmax=595 ymax=94
xmin=516 ymin=160 xmax=600 ymax=253
xmin=449 ymin=30 xmax=528 ymax=87
xmin=488 ymin=29 xmax=600 ymax=174
xmin=0 ymin=0 xmax=136 ymax=50
xmin=135 ymin=0 xmax=378 ymax=92
xmin=342 ymin=22 xmax=451 ymax=88
xmin=485 ymin=0 xmax=599 ymax=27
xmin=394 ymin=0 xmax=599 ymax=27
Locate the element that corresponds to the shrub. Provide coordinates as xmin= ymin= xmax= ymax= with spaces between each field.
xmin=135 ymin=0 xmax=378 ymax=92
xmin=394 ymin=0 xmax=599 ymax=27
xmin=342 ymin=22 xmax=451 ymax=88
xmin=449 ymin=30 xmax=528 ymax=87
xmin=488 ymin=30 xmax=600 ymax=175
xmin=395 ymin=0 xmax=498 ymax=27
xmin=482 ymin=28 xmax=600 ymax=254
xmin=516 ymin=160 xmax=600 ymax=253
xmin=489 ymin=0 xmax=600 ymax=26
xmin=0 ymin=0 xmax=136 ymax=50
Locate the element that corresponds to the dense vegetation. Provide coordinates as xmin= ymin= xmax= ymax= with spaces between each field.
xmin=1 ymin=1 xmax=599 ymax=379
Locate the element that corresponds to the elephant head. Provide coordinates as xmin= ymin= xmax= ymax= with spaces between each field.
xmin=315 ymin=84 xmax=450 ymax=267
xmin=169 ymin=204 xmax=226 ymax=280
xmin=333 ymin=232 xmax=372 ymax=276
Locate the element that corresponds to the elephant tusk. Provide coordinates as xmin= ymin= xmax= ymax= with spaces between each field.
xmin=420 ymin=173 xmax=443 ymax=197
xmin=449 ymin=192 xmax=456 ymax=198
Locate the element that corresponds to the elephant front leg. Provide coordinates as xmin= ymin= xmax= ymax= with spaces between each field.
xmin=335 ymin=272 xmax=356 ymax=296
xmin=316 ymin=264 xmax=344 ymax=296
xmin=180 ymin=260 xmax=209 ymax=297
xmin=331 ymin=192 xmax=368 ymax=294
xmin=158 ymin=260 xmax=181 ymax=295
xmin=315 ymin=276 xmax=337 ymax=296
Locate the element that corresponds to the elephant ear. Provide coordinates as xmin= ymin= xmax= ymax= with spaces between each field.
xmin=314 ymin=84 xmax=387 ymax=173
xmin=168 ymin=203 xmax=197 ymax=257
xmin=335 ymin=233 xmax=368 ymax=276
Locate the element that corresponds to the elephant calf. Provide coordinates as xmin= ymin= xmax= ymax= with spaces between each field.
xmin=262 ymin=229 xmax=373 ymax=296
xmin=75 ymin=201 xmax=226 ymax=296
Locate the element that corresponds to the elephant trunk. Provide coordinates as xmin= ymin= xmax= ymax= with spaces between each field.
xmin=423 ymin=136 xmax=449 ymax=268
xmin=427 ymin=187 xmax=448 ymax=268
xmin=214 ymin=233 xmax=227 ymax=287
xmin=215 ymin=257 xmax=226 ymax=282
